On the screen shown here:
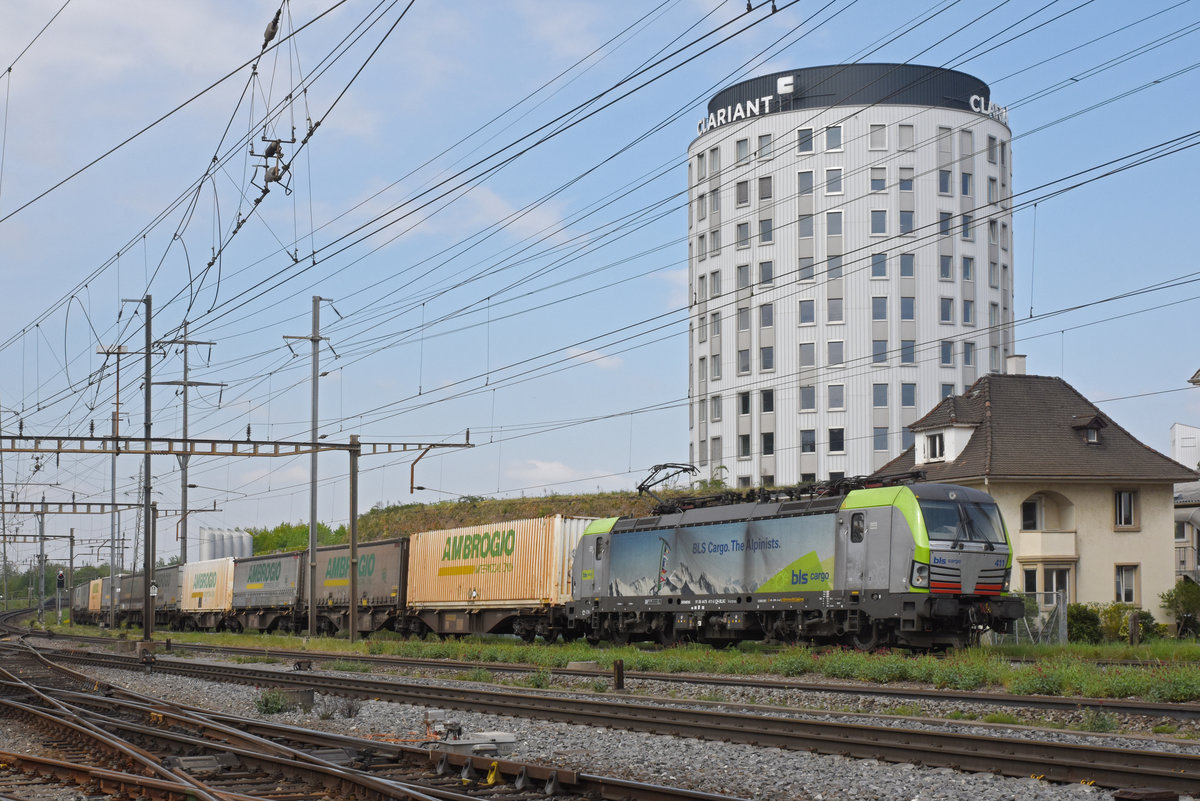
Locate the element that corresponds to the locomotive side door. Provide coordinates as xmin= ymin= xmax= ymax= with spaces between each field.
xmin=842 ymin=512 xmax=866 ymax=592
xmin=574 ymin=534 xmax=609 ymax=598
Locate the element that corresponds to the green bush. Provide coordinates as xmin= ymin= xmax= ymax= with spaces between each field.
xmin=774 ymin=650 xmax=817 ymax=677
xmin=1161 ymin=578 xmax=1200 ymax=637
xmin=254 ymin=689 xmax=292 ymax=714
xmin=1067 ymin=604 xmax=1102 ymax=644
xmin=1145 ymin=666 xmax=1200 ymax=702
xmin=327 ymin=659 xmax=372 ymax=673
xmin=1007 ymin=666 xmax=1063 ymax=696
xmin=522 ymin=669 xmax=551 ymax=689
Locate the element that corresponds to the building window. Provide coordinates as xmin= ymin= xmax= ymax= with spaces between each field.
xmin=872 ymin=340 xmax=887 ymax=364
xmin=901 ymin=383 xmax=916 ymax=407
xmin=696 ymin=153 xmax=706 ymax=180
xmin=761 ymin=432 xmax=775 ymax=456
xmin=900 ymin=252 xmax=914 ymax=277
xmin=873 ymin=383 xmax=888 ymax=407
xmin=710 ymin=270 xmax=721 ymax=296
xmin=799 ymin=342 xmax=815 ymax=367
xmin=738 ymin=349 xmax=750 ymax=374
xmin=870 ymin=210 xmax=886 ymax=235
xmin=736 ymin=138 xmax=749 ymax=163
xmin=989 ymin=219 xmax=998 ymax=244
xmin=736 ymin=222 xmax=750 ymax=248
xmin=710 ymin=395 xmax=722 ymax=421
xmin=941 ymin=383 xmax=955 ymax=398
xmin=799 ymin=256 xmax=815 ymax=280
xmin=710 ymin=189 xmax=720 ymax=214
xmin=1114 ymin=490 xmax=1138 ymax=528
xmin=902 ymin=427 xmax=915 ymax=449
xmin=963 ymin=341 xmax=975 ymax=366
xmin=758 ymin=176 xmax=772 ymax=200
xmin=962 ymin=256 xmax=974 ymax=282
xmin=736 ymin=180 xmax=749 ymax=206
xmin=710 ymin=310 xmax=720 ymax=337
xmin=827 ymin=211 xmax=843 ymax=236
xmin=828 ymin=384 xmax=844 ymax=410
xmin=801 ymin=429 xmax=816 ymax=453
xmin=758 ymin=133 xmax=773 ymax=159
xmin=762 ymin=474 xmax=774 ymax=487
xmin=938 ymin=170 xmax=952 ymax=194
xmin=988 ymin=177 xmax=998 ymax=203
xmin=989 ymin=302 xmax=999 ymax=328
xmin=900 ymin=296 xmax=915 ymax=320
xmin=825 ymin=125 xmax=842 ymax=151
xmin=799 ymin=386 xmax=815 ymax=411
xmin=872 ymin=296 xmax=887 ymax=320
xmin=798 ymin=214 xmax=814 ymax=238
xmin=799 ymin=299 xmax=815 ymax=325
xmin=1002 ymin=222 xmax=1009 ymax=250
xmin=699 ymin=438 xmax=706 ymax=463
xmin=927 ymin=432 xmax=945 ymax=460
xmin=760 ymin=260 xmax=773 ymax=284
xmin=711 ymin=437 xmax=721 ymax=464
xmin=709 ymin=147 xmax=719 ymax=174
xmin=987 ymin=135 xmax=998 ymax=163
xmin=738 ymin=392 xmax=750 ymax=415
xmin=738 ymin=476 xmax=752 ymax=488
xmin=871 ymin=253 xmax=887 ymax=278
xmin=961 ymin=172 xmax=973 ymax=197
xmin=899 ymin=166 xmax=914 ymax=191
xmin=940 ymin=340 xmax=954 ymax=365
xmin=697 ymin=192 xmax=706 ymax=221
xmin=761 ymin=389 xmax=774 ymax=413
xmin=963 ymin=300 xmax=975 ymax=326
xmin=710 ymin=228 xmax=721 ymax=255
xmin=899 ymin=124 xmax=914 ymax=150
xmin=737 ymin=264 xmax=750 ymax=289
xmin=738 ymin=434 xmax=751 ymax=458
xmin=899 ymin=210 xmax=914 ymax=234
xmin=829 ymin=428 xmax=845 ymax=452
xmin=939 ymin=297 xmax=954 ymax=323
xmin=901 ymin=340 xmax=915 ymax=364
xmin=827 ymin=297 xmax=843 ymax=323
xmin=1021 ymin=498 xmax=1042 ymax=531
xmin=826 ymin=254 xmax=843 ymax=279
xmin=798 ymin=170 xmax=813 ymax=196
xmin=989 ymin=261 xmax=999 ymax=288
xmin=939 ymin=211 xmax=952 ymax=235
xmin=961 ymin=214 xmax=973 ymax=240
xmin=698 ymin=316 xmax=707 ymax=343
xmin=737 ymin=306 xmax=749 ymax=331
xmin=760 ymin=303 xmax=774 ymax=328
xmin=1115 ymin=565 xmax=1137 ymax=604
xmin=711 ymin=353 xmax=721 ymax=380
xmin=869 ymin=124 xmax=886 ymax=149
xmin=698 ymin=356 xmax=706 ymax=382
xmin=697 ymin=274 xmax=707 ymax=301
xmin=873 ymin=427 xmax=888 ymax=451
xmin=828 ymin=340 xmax=844 ymax=365
xmin=759 ymin=218 xmax=773 ymax=244
xmin=760 ymin=346 xmax=774 ymax=371
xmin=939 ymin=254 xmax=952 ymax=280
xmin=797 ymin=128 xmax=814 ymax=153
xmin=826 ymin=168 xmax=843 ymax=194
xmin=1046 ymin=567 xmax=1070 ymax=602
xmin=697 ymin=234 xmax=706 ymax=259
xmin=871 ymin=167 xmax=886 ymax=191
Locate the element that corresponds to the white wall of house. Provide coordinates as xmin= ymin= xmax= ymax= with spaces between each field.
xmin=959 ymin=480 xmax=1178 ymax=623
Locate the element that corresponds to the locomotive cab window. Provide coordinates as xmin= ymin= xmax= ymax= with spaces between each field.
xmin=594 ymin=538 xmax=606 ymax=560
xmin=850 ymin=513 xmax=865 ymax=543
xmin=919 ymin=499 xmax=1005 ymax=546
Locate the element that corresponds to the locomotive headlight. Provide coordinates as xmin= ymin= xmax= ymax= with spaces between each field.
xmin=910 ymin=562 xmax=929 ymax=587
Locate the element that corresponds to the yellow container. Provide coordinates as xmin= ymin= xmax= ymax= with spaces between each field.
xmin=88 ymin=578 xmax=103 ymax=612
xmin=181 ymin=557 xmax=235 ymax=613
xmin=407 ymin=516 xmax=593 ymax=608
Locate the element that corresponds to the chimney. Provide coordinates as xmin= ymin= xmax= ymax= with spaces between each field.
xmin=1006 ymin=354 xmax=1026 ymax=375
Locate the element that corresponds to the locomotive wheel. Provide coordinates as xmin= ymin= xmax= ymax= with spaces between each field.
xmin=656 ymin=623 xmax=677 ymax=647
xmin=851 ymin=622 xmax=880 ymax=652
xmin=607 ymin=628 xmax=629 ymax=647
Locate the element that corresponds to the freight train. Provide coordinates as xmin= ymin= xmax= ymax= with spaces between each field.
xmin=72 ymin=478 xmax=1025 ymax=649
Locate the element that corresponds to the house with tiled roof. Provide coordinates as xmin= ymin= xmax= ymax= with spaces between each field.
xmin=876 ymin=363 xmax=1198 ymax=622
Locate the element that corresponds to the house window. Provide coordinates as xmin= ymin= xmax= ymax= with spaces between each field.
xmin=963 ymin=341 xmax=975 ymax=366
xmin=961 ymin=172 xmax=973 ymax=197
xmin=939 ymin=255 xmax=952 ymax=280
xmin=698 ymin=357 xmax=706 ymax=382
xmin=962 ymin=256 xmax=974 ymax=281
xmin=989 ymin=261 xmax=999 ymax=288
xmin=761 ymin=389 xmax=774 ymax=413
xmin=758 ymin=133 xmax=773 ymax=159
xmin=869 ymin=123 xmax=886 ymax=149
xmin=760 ymin=303 xmax=774 ymax=328
xmin=798 ymin=214 xmax=814 ymax=238
xmin=900 ymin=340 xmax=915 ymax=364
xmin=738 ymin=434 xmax=751 ymax=458
xmin=698 ymin=315 xmax=707 ymax=342
xmin=799 ymin=256 xmax=815 ymax=281
xmin=697 ymin=233 xmax=706 ymax=259
xmin=798 ymin=170 xmax=814 ymax=195
xmin=799 ymin=299 xmax=815 ymax=325
xmin=941 ymin=383 xmax=955 ymax=399
xmin=801 ymin=429 xmax=816 ymax=453
xmin=710 ymin=189 xmax=720 ymax=214
xmin=710 ymin=395 xmax=722 ymax=422
xmin=940 ymin=297 xmax=954 ymax=323
xmin=736 ymin=180 xmax=749 ymax=206
xmin=899 ymin=167 xmax=914 ymax=191
xmin=736 ymin=138 xmax=749 ymax=163
xmin=709 ymin=147 xmax=719 ymax=174
xmin=829 ymin=428 xmax=845 ymax=453
xmin=898 ymin=124 xmax=914 ymax=150
xmin=873 ymin=383 xmax=888 ymax=407
xmin=1114 ymin=490 xmax=1138 ymax=528
xmin=696 ymin=153 xmax=706 ymax=180
xmin=901 ymin=296 xmax=915 ymax=320
xmin=760 ymin=346 xmax=774 ymax=371
xmin=1023 ymin=568 xmax=1038 ymax=593
xmin=828 ymin=340 xmax=844 ymax=365
xmin=939 ymin=212 xmax=952 ymax=236
xmin=872 ymin=340 xmax=887 ymax=364
xmin=759 ymin=218 xmax=773 ymax=244
xmin=988 ymin=177 xmax=998 ymax=203
xmin=758 ymin=176 xmax=772 ymax=200
xmin=940 ymin=340 xmax=954 ymax=365
xmin=711 ymin=437 xmax=721 ymax=464
xmin=1115 ymin=565 xmax=1137 ymax=604
xmin=871 ymin=167 xmax=886 ymax=191
xmin=799 ymin=386 xmax=815 ymax=411
xmin=873 ymin=427 xmax=888 ymax=451
xmin=710 ymin=228 xmax=720 ymax=254
xmin=797 ymin=128 xmax=814 ymax=153
xmin=961 ymin=214 xmax=973 ymax=240
xmin=825 ymin=125 xmax=842 ymax=150
xmin=738 ymin=392 xmax=750 ymax=415
xmin=738 ymin=349 xmax=750 ymax=374
xmin=827 ymin=297 xmax=843 ymax=323
xmin=799 ymin=343 xmax=815 ymax=368
xmin=736 ymin=222 xmax=750 ymax=248
xmin=697 ymin=192 xmax=706 ymax=221
xmin=871 ymin=253 xmax=887 ymax=277
xmin=711 ymin=353 xmax=721 ymax=380
xmin=899 ymin=210 xmax=914 ymax=234
xmin=872 ymin=296 xmax=887 ymax=320
xmin=987 ymin=135 xmax=998 ymax=163
xmin=870 ymin=210 xmax=886 ymax=234
xmin=710 ymin=270 xmax=721 ymax=297
xmin=737 ymin=307 xmax=749 ymax=331
xmin=938 ymin=170 xmax=952 ymax=194
xmin=1086 ymin=427 xmax=1100 ymax=444
xmin=901 ymin=383 xmax=916 ymax=407
xmin=927 ymin=432 xmax=945 ymax=460
xmin=1021 ymin=497 xmax=1042 ymax=530
xmin=827 ymin=211 xmax=843 ymax=236
xmin=761 ymin=432 xmax=775 ymax=456
xmin=900 ymin=252 xmax=914 ymax=277
xmin=737 ymin=264 xmax=750 ymax=289
xmin=826 ymin=168 xmax=843 ymax=194
xmin=826 ymin=254 xmax=843 ymax=278
xmin=963 ymin=300 xmax=975 ymax=325
xmin=828 ymin=384 xmax=844 ymax=410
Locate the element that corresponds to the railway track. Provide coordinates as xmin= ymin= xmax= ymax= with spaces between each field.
xmin=45 ymin=644 xmax=1200 ymax=794
xmin=0 ymin=641 xmax=744 ymax=801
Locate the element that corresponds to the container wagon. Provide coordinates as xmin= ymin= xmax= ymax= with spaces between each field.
xmin=312 ymin=539 xmax=406 ymax=636
xmin=180 ymin=557 xmax=235 ymax=630
xmin=231 ymin=551 xmax=303 ymax=633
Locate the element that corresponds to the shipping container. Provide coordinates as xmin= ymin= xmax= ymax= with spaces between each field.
xmin=87 ymin=578 xmax=104 ymax=613
xmin=181 ymin=557 xmax=234 ymax=614
xmin=156 ymin=564 xmax=181 ymax=612
xmin=233 ymin=552 xmax=302 ymax=608
xmin=404 ymin=516 xmax=592 ymax=639
xmin=312 ymin=539 xmax=405 ymax=607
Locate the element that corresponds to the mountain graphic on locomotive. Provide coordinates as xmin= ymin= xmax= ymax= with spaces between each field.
xmin=73 ymin=471 xmax=1024 ymax=650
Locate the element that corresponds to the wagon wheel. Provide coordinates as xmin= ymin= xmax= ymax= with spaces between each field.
xmin=606 ymin=626 xmax=629 ymax=647
xmin=655 ymin=619 xmax=677 ymax=648
xmin=517 ymin=622 xmax=538 ymax=644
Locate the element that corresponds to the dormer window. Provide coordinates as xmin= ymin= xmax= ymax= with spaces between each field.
xmin=1086 ymin=428 xmax=1099 ymax=444
xmin=927 ymin=433 xmax=945 ymax=460
xmin=1072 ymin=414 xmax=1107 ymax=445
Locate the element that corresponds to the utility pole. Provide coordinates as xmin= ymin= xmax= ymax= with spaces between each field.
xmin=120 ymin=294 xmax=154 ymax=645
xmin=285 ymin=296 xmax=332 ymax=638
xmin=156 ymin=322 xmax=220 ymax=566
xmin=97 ymin=343 xmax=128 ymax=629
xmin=68 ymin=528 xmax=73 ymax=627
xmin=36 ymin=496 xmax=46 ymax=625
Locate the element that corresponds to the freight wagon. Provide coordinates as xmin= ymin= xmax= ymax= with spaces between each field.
xmin=231 ymin=551 xmax=304 ymax=633
xmin=313 ymin=539 xmax=407 ymax=636
xmin=180 ymin=557 xmax=235 ymax=630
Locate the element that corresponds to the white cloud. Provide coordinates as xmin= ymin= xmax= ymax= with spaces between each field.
xmin=567 ymin=346 xmax=622 ymax=370
xmin=660 ymin=267 xmax=689 ymax=309
xmin=504 ymin=458 xmax=624 ymax=492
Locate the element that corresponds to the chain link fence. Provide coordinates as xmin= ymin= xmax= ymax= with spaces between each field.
xmin=988 ymin=590 xmax=1068 ymax=645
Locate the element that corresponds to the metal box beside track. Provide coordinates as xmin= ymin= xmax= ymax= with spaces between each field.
xmin=312 ymin=539 xmax=404 ymax=607
xmin=407 ymin=516 xmax=592 ymax=609
xmin=181 ymin=557 xmax=235 ymax=613
xmin=233 ymin=552 xmax=302 ymax=609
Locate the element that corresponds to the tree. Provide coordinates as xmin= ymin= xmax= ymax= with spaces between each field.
xmin=246 ymin=521 xmax=344 ymax=554
xmin=1160 ymin=577 xmax=1200 ymax=638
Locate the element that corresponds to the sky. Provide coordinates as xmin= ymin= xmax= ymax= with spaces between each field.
xmin=0 ymin=0 xmax=1197 ymax=571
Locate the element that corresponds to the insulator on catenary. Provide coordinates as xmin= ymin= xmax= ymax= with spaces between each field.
xmin=264 ymin=140 xmax=282 ymax=159
xmin=264 ymin=165 xmax=282 ymax=184
xmin=262 ymin=10 xmax=281 ymax=50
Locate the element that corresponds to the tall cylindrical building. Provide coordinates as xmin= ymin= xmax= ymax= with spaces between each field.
xmin=687 ymin=64 xmax=1014 ymax=487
